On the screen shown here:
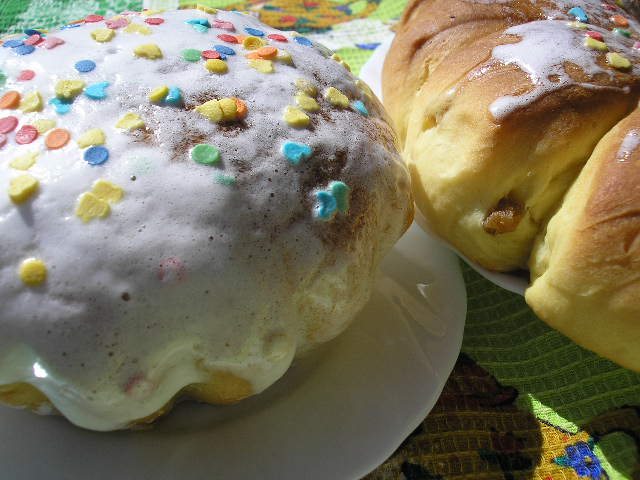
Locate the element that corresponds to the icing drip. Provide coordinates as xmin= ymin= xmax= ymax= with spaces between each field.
xmin=616 ymin=129 xmax=640 ymax=160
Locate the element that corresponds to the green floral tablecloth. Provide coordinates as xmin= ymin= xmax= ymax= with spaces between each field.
xmin=1 ymin=1 xmax=640 ymax=478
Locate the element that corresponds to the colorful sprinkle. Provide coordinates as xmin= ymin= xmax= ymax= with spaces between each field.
xmin=49 ymin=98 xmax=72 ymax=115
xmin=352 ymin=100 xmax=369 ymax=116
xmin=19 ymin=259 xmax=47 ymax=286
xmin=568 ymin=7 xmax=588 ymax=23
xmin=10 ymin=152 xmax=38 ymax=170
xmin=330 ymin=181 xmax=350 ymax=213
xmin=76 ymin=193 xmax=111 ymax=222
xmin=282 ymin=141 xmax=312 ymax=164
xmin=77 ymin=128 xmax=105 ymax=148
xmin=245 ymin=27 xmax=265 ymax=36
xmin=116 ymin=112 xmax=145 ymax=130
xmin=19 ymin=89 xmax=42 ymax=112
xmin=218 ymin=33 xmax=239 ymax=43
xmin=75 ymin=60 xmax=97 ymax=72
xmin=295 ymin=78 xmax=317 ymax=96
xmin=214 ymin=45 xmax=236 ymax=55
xmin=634 ymin=41 xmax=640 ymax=49
xmin=124 ymin=23 xmax=152 ymax=35
xmin=84 ymin=146 xmax=110 ymax=165
xmin=295 ymin=92 xmax=319 ymax=111
xmin=331 ymin=54 xmax=351 ymax=71
xmin=0 ymin=116 xmax=18 ymax=133
xmin=283 ymin=105 xmax=310 ymax=127
xmin=255 ymin=46 xmax=277 ymax=59
xmin=249 ymin=58 xmax=274 ymax=73
xmin=45 ymin=128 xmax=71 ymax=149
xmin=14 ymin=45 xmax=35 ymax=55
xmin=197 ymin=4 xmax=217 ymax=14
xmin=92 ymin=179 xmax=123 ymax=203
xmin=0 ymin=134 xmax=6 ymax=148
xmin=0 ymin=91 xmax=21 ymax=109
xmin=195 ymin=100 xmax=223 ymax=122
xmin=611 ymin=15 xmax=629 ymax=27
xmin=84 ymin=81 xmax=110 ymax=100
xmin=181 ymin=48 xmax=202 ymax=62
xmin=202 ymin=50 xmax=221 ymax=59
xmin=315 ymin=191 xmax=337 ymax=220
xmin=324 ymin=87 xmax=349 ymax=107
xmin=585 ymin=31 xmax=603 ymax=41
xmin=233 ymin=98 xmax=247 ymax=117
xmin=191 ymin=23 xmax=210 ymax=33
xmin=165 ymin=86 xmax=182 ymax=104
xmin=584 ymin=36 xmax=608 ymax=50
xmin=186 ymin=18 xmax=211 ymax=27
xmin=145 ymin=17 xmax=165 ymax=25
xmin=267 ymin=33 xmax=287 ymax=42
xmin=212 ymin=19 xmax=235 ymax=31
xmin=24 ymin=34 xmax=42 ymax=46
xmin=85 ymin=14 xmax=104 ymax=23
xmin=606 ymin=51 xmax=631 ymax=69
xmin=133 ymin=43 xmax=163 ymax=59
xmin=293 ymin=36 xmax=313 ymax=47
xmin=33 ymin=119 xmax=56 ymax=134
xmin=43 ymin=36 xmax=65 ymax=49
xmin=191 ymin=144 xmax=221 ymax=165
xmin=17 ymin=70 xmax=35 ymax=81
xmin=213 ymin=173 xmax=237 ymax=185
xmin=205 ymin=59 xmax=228 ymax=73
xmin=9 ymin=174 xmax=39 ymax=203
xmin=106 ymin=17 xmax=130 ymax=29
xmin=242 ymin=35 xmax=263 ymax=50
xmin=613 ymin=27 xmax=631 ymax=37
xmin=55 ymin=80 xmax=86 ymax=99
xmin=2 ymin=39 xmax=23 ymax=48
xmin=15 ymin=125 xmax=38 ymax=144
xmin=567 ymin=21 xmax=589 ymax=29
xmin=275 ymin=50 xmax=293 ymax=64
xmin=219 ymin=97 xmax=238 ymax=120
xmin=91 ymin=28 xmax=116 ymax=43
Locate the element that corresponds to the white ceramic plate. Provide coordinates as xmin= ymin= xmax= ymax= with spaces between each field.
xmin=0 ymin=223 xmax=466 ymax=480
xmin=360 ymin=38 xmax=528 ymax=296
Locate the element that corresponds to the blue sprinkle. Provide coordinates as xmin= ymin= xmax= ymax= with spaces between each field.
xmin=356 ymin=43 xmax=381 ymax=50
xmin=315 ymin=191 xmax=337 ymax=221
xmin=218 ymin=53 xmax=227 ymax=61
xmin=293 ymin=36 xmax=313 ymax=47
xmin=164 ymin=86 xmax=182 ymax=105
xmin=282 ymin=141 xmax=312 ymax=164
xmin=84 ymin=81 xmax=110 ymax=100
xmin=214 ymin=45 xmax=235 ymax=55
xmin=60 ymin=23 xmax=82 ymax=30
xmin=185 ymin=18 xmax=210 ymax=27
xmin=24 ymin=29 xmax=42 ymax=36
xmin=3 ymin=39 xmax=24 ymax=48
xmin=75 ymin=59 xmax=96 ymax=73
xmin=352 ymin=100 xmax=369 ymax=116
xmin=568 ymin=7 xmax=588 ymax=23
xmin=329 ymin=181 xmax=350 ymax=213
xmin=14 ymin=45 xmax=35 ymax=55
xmin=49 ymin=97 xmax=73 ymax=114
xmin=191 ymin=23 xmax=209 ymax=33
xmin=244 ymin=27 xmax=265 ymax=36
xmin=84 ymin=146 xmax=109 ymax=165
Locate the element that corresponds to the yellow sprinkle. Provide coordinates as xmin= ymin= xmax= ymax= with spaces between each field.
xmin=356 ymin=79 xmax=373 ymax=100
xmin=566 ymin=21 xmax=589 ymax=29
xmin=283 ymin=105 xmax=310 ymax=127
xmin=324 ymin=87 xmax=349 ymax=107
xmin=10 ymin=152 xmax=38 ymax=170
xmin=33 ymin=119 xmax=56 ymax=134
xmin=77 ymin=128 xmax=105 ymax=148
xmin=92 ymin=180 xmax=123 ymax=203
xmin=133 ymin=43 xmax=163 ymax=59
xmin=584 ymin=37 xmax=608 ymax=51
xmin=294 ymin=78 xmax=317 ymax=96
xmin=8 ymin=174 xmax=39 ymax=203
xmin=197 ymin=5 xmax=217 ymax=13
xmin=91 ymin=28 xmax=116 ymax=42
xmin=205 ymin=59 xmax=228 ymax=73
xmin=219 ymin=98 xmax=237 ymax=120
xmin=76 ymin=192 xmax=110 ymax=222
xmin=616 ymin=0 xmax=624 ymax=6
xmin=295 ymin=92 xmax=320 ymax=112
xmin=124 ymin=23 xmax=152 ymax=35
xmin=607 ymin=52 xmax=632 ymax=69
xmin=331 ymin=54 xmax=351 ymax=71
xmin=249 ymin=59 xmax=274 ymax=73
xmin=140 ymin=8 xmax=164 ymax=16
xmin=195 ymin=100 xmax=223 ymax=122
xmin=19 ymin=92 xmax=43 ymax=113
xmin=275 ymin=50 xmax=293 ymax=65
xmin=19 ymin=259 xmax=47 ymax=286
xmin=55 ymin=80 xmax=86 ymax=100
xmin=109 ymin=15 xmax=128 ymax=22
xmin=116 ymin=113 xmax=145 ymax=130
xmin=243 ymin=36 xmax=263 ymax=50
xmin=148 ymin=85 xmax=169 ymax=102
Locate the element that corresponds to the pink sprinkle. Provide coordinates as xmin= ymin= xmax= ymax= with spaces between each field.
xmin=0 ymin=134 xmax=6 ymax=148
xmin=634 ymin=41 xmax=640 ymax=49
xmin=145 ymin=17 xmax=164 ymax=25
xmin=202 ymin=50 xmax=221 ymax=59
xmin=23 ymin=34 xmax=41 ymax=46
xmin=267 ymin=33 xmax=288 ymax=42
xmin=106 ymin=17 xmax=129 ymax=29
xmin=602 ymin=2 xmax=616 ymax=9
xmin=0 ymin=116 xmax=19 ymax=133
xmin=586 ymin=31 xmax=604 ymax=41
xmin=217 ymin=33 xmax=239 ymax=43
xmin=17 ymin=70 xmax=36 ymax=81
xmin=15 ymin=125 xmax=38 ymax=145
xmin=43 ymin=36 xmax=65 ymax=49
xmin=212 ymin=19 xmax=235 ymax=31
xmin=120 ymin=10 xmax=138 ymax=16
xmin=85 ymin=14 xmax=104 ymax=23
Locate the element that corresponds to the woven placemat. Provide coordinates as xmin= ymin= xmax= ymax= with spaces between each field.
xmin=2 ymin=1 xmax=640 ymax=478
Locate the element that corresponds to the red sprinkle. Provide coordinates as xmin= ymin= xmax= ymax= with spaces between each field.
xmin=267 ymin=33 xmax=288 ymax=42
xmin=217 ymin=33 xmax=239 ymax=43
xmin=23 ymin=34 xmax=41 ymax=46
xmin=17 ymin=70 xmax=36 ymax=81
xmin=0 ymin=134 xmax=6 ymax=148
xmin=0 ymin=116 xmax=19 ymax=134
xmin=202 ymin=49 xmax=221 ymax=59
xmin=145 ymin=17 xmax=165 ymax=25
xmin=15 ymin=125 xmax=38 ymax=145
xmin=279 ymin=15 xmax=297 ymax=24
xmin=85 ymin=14 xmax=104 ymax=23
xmin=602 ymin=2 xmax=616 ymax=10
xmin=586 ymin=31 xmax=604 ymax=41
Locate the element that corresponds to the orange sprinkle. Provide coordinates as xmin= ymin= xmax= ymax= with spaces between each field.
xmin=255 ymin=46 xmax=277 ymax=59
xmin=0 ymin=91 xmax=21 ymax=109
xmin=45 ymin=128 xmax=71 ymax=149
xmin=235 ymin=34 xmax=247 ymax=42
xmin=245 ymin=52 xmax=261 ymax=59
xmin=611 ymin=15 xmax=629 ymax=27
xmin=233 ymin=98 xmax=247 ymax=118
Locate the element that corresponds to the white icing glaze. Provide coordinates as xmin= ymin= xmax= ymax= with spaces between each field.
xmin=616 ymin=128 xmax=640 ymax=160
xmin=0 ymin=9 xmax=410 ymax=430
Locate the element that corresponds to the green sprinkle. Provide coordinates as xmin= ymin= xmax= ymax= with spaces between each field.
xmin=214 ymin=173 xmax=236 ymax=185
xmin=0 ymin=71 xmax=6 ymax=89
xmin=181 ymin=48 xmax=202 ymax=62
xmin=191 ymin=144 xmax=220 ymax=165
xmin=613 ymin=28 xmax=632 ymax=38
